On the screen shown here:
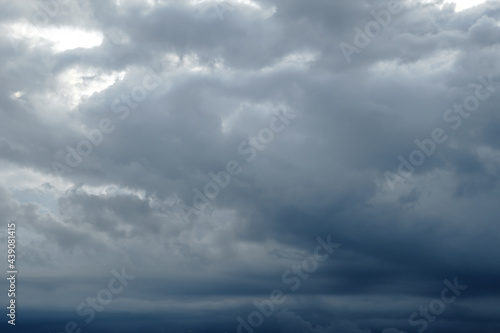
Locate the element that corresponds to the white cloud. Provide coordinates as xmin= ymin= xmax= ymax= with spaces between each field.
xmin=5 ymin=22 xmax=103 ymax=52
xmin=448 ymin=0 xmax=488 ymax=11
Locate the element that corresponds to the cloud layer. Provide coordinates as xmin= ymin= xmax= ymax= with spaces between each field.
xmin=1 ymin=0 xmax=500 ymax=332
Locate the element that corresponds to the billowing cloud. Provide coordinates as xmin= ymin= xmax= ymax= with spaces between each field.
xmin=1 ymin=0 xmax=500 ymax=332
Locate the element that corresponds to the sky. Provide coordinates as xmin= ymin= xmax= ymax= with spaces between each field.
xmin=1 ymin=0 xmax=500 ymax=332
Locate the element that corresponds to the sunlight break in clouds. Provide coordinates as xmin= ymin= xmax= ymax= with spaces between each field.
xmin=448 ymin=0 xmax=488 ymax=11
xmin=6 ymin=23 xmax=103 ymax=52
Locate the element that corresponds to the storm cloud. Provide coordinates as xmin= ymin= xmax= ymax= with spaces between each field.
xmin=1 ymin=0 xmax=500 ymax=332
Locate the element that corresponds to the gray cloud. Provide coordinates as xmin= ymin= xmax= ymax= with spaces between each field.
xmin=1 ymin=0 xmax=500 ymax=332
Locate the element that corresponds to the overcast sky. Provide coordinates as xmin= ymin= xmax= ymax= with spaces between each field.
xmin=1 ymin=0 xmax=500 ymax=332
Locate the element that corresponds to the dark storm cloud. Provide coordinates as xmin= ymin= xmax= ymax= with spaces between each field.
xmin=1 ymin=0 xmax=500 ymax=332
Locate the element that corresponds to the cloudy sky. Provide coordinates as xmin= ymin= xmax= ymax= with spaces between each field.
xmin=1 ymin=0 xmax=500 ymax=332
